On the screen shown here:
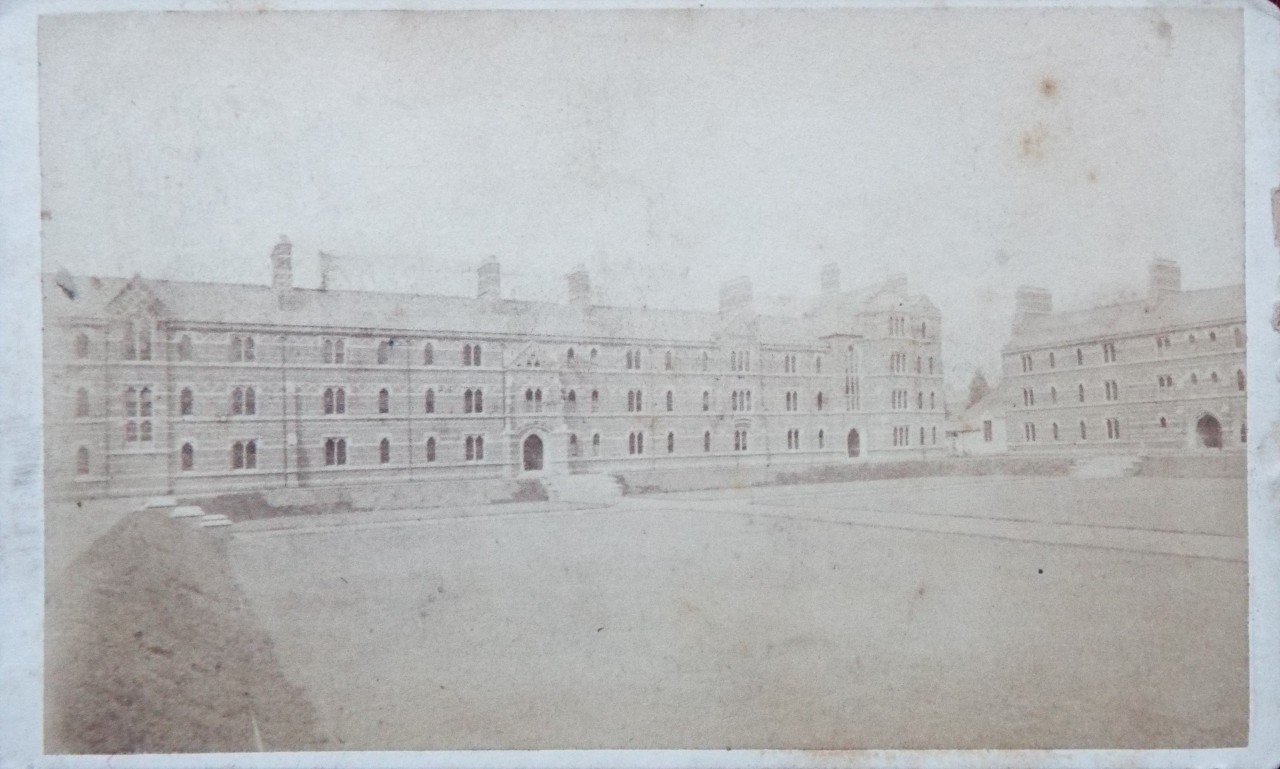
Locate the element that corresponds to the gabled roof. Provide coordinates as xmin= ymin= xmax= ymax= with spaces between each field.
xmin=1006 ymin=285 xmax=1243 ymax=351
xmin=44 ymin=270 xmax=939 ymax=349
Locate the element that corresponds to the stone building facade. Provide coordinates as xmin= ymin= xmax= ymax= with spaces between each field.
xmin=1001 ymin=259 xmax=1245 ymax=454
xmin=44 ymin=239 xmax=948 ymax=500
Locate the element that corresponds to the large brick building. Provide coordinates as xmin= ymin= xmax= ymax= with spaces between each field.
xmin=44 ymin=238 xmax=948 ymax=499
xmin=1001 ymin=259 xmax=1245 ymax=454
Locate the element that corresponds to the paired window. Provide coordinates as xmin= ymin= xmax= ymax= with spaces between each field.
xmin=462 ymin=343 xmax=483 ymax=366
xmin=1105 ymin=418 xmax=1121 ymax=440
xmin=1157 ymin=374 xmax=1175 ymax=389
xmin=322 ymin=387 xmax=347 ymax=414
xmin=322 ymin=338 xmax=346 ymax=364
xmin=324 ymin=437 xmax=348 ymax=466
xmin=122 ymin=321 xmax=152 ymax=361
xmin=1101 ymin=342 xmax=1117 ymax=363
xmin=230 ymin=335 xmax=255 ymax=362
xmin=786 ymin=429 xmax=801 ymax=450
xmin=628 ymin=432 xmax=645 ymax=455
xmin=1103 ymin=380 xmax=1118 ymax=401
xmin=1020 ymin=354 xmax=1033 ymax=373
xmin=625 ymin=349 xmax=642 ymax=370
xmin=464 ymin=435 xmax=485 ymax=460
xmin=231 ymin=386 xmax=257 ymax=415
xmin=123 ymin=386 xmax=153 ymax=443
xmin=524 ymin=388 xmax=543 ymax=412
xmin=1155 ymin=335 xmax=1172 ymax=351
xmin=231 ymin=440 xmax=258 ymax=470
xmin=733 ymin=430 xmax=749 ymax=451
xmin=783 ymin=354 xmax=798 ymax=374
xmin=1023 ymin=422 xmax=1037 ymax=442
xmin=730 ymin=350 xmax=750 ymax=372
xmin=627 ymin=390 xmax=644 ymax=412
xmin=465 ymin=389 xmax=485 ymax=414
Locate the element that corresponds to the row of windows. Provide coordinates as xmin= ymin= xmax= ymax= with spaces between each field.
xmin=1016 ymin=369 xmax=1245 ymax=408
xmin=887 ymin=316 xmax=929 ymax=338
xmin=891 ymin=353 xmax=936 ymax=375
xmin=1017 ymin=328 xmax=1243 ymax=373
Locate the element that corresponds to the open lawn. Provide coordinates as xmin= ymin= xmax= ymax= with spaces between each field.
xmin=226 ymin=475 xmax=1247 ymax=749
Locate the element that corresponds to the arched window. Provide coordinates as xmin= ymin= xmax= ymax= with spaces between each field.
xmin=592 ymin=433 xmax=600 ymax=456
xmin=731 ymin=391 xmax=738 ymax=411
xmin=180 ymin=443 xmax=194 ymax=471
xmin=76 ymin=446 xmax=90 ymax=475
xmin=591 ymin=348 xmax=598 ymax=361
xmin=627 ymin=391 xmax=636 ymax=412
xmin=730 ymin=351 xmax=737 ymax=371
xmin=626 ymin=350 xmax=634 ymax=370
xmin=1190 ymin=373 xmax=1199 ymax=385
xmin=665 ymin=351 xmax=673 ymax=370
xmin=379 ymin=438 xmax=391 ymax=464
xmin=426 ymin=437 xmax=437 ymax=461
xmin=567 ymin=348 xmax=575 ymax=363
xmin=424 ymin=342 xmax=434 ymax=365
xmin=1080 ymin=420 xmax=1087 ymax=440
xmin=244 ymin=387 xmax=256 ymax=415
xmin=702 ymin=391 xmax=710 ymax=412
xmin=242 ymin=336 xmax=254 ymax=361
xmin=816 ymin=392 xmax=824 ymax=411
xmin=424 ymin=389 xmax=435 ymax=413
xmin=1048 ymin=352 xmax=1055 ymax=368
xmin=230 ymin=335 xmax=242 ymax=362
xmin=75 ymin=388 xmax=90 ymax=417
xmin=1076 ymin=348 xmax=1083 ymax=365
xmin=667 ymin=432 xmax=674 ymax=453
xmin=377 ymin=340 xmax=390 ymax=365
xmin=138 ymin=325 xmax=151 ymax=361
xmin=666 ymin=391 xmax=674 ymax=412
xmin=323 ymin=388 xmax=335 ymax=414
xmin=74 ymin=332 xmax=90 ymax=359
xmin=1052 ymin=422 xmax=1059 ymax=440
xmin=378 ymin=388 xmax=390 ymax=414
xmin=245 ymin=439 xmax=256 ymax=469
xmin=567 ymin=390 xmax=577 ymax=410
xmin=533 ymin=389 xmax=541 ymax=412
xmin=930 ymin=392 xmax=936 ymax=410
xmin=474 ymin=389 xmax=483 ymax=413
xmin=1188 ymin=334 xmax=1196 ymax=344
xmin=473 ymin=345 xmax=483 ymax=366
xmin=176 ymin=335 xmax=191 ymax=361
xmin=334 ymin=339 xmax=345 ymax=364
xmin=465 ymin=436 xmax=475 ymax=460
xmin=1210 ymin=371 xmax=1219 ymax=384
xmin=916 ymin=392 xmax=923 ymax=409
xmin=1049 ymin=387 xmax=1056 ymax=404
xmin=232 ymin=387 xmax=244 ymax=415
xmin=463 ymin=344 xmax=473 ymax=366
xmin=465 ymin=389 xmax=475 ymax=414
xmin=591 ymin=389 xmax=599 ymax=412
xmin=704 ymin=431 xmax=711 ymax=452
xmin=628 ymin=432 xmax=637 ymax=455
xmin=1237 ymin=369 xmax=1245 ymax=391
xmin=123 ymin=321 xmax=137 ymax=360
xmin=323 ymin=339 xmax=333 ymax=363
xmin=569 ymin=434 xmax=579 ymax=457
xmin=734 ymin=431 xmax=741 ymax=451
xmin=818 ymin=429 xmax=825 ymax=448
xmin=1209 ymin=331 xmax=1217 ymax=343
xmin=1077 ymin=384 xmax=1085 ymax=403
xmin=636 ymin=432 xmax=643 ymax=454
xmin=232 ymin=441 xmax=245 ymax=469
xmin=815 ymin=356 xmax=822 ymax=374
xmin=1159 ymin=416 xmax=1168 ymax=428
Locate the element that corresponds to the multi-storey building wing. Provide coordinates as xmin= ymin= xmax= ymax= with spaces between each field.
xmin=44 ymin=238 xmax=947 ymax=499
xmin=1001 ymin=259 xmax=1245 ymax=453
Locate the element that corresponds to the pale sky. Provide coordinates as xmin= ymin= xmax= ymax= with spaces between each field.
xmin=38 ymin=7 xmax=1245 ymax=396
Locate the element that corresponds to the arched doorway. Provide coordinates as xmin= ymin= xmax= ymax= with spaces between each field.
xmin=847 ymin=428 xmax=861 ymax=458
xmin=1196 ymin=415 xmax=1223 ymax=449
xmin=522 ymin=434 xmax=544 ymax=471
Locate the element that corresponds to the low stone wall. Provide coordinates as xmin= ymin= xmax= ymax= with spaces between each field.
xmin=45 ymin=510 xmax=326 ymax=753
xmin=1137 ymin=453 xmax=1247 ymax=478
xmin=615 ymin=455 xmax=1075 ymax=495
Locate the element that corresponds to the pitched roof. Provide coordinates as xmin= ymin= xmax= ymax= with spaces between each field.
xmin=1006 ymin=285 xmax=1243 ymax=351
xmin=43 ymin=271 xmax=934 ymax=348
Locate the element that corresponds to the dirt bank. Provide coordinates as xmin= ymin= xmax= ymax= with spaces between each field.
xmin=45 ymin=510 xmax=327 ymax=753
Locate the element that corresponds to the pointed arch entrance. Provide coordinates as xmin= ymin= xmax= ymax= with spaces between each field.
xmin=522 ymin=434 xmax=545 ymax=471
xmin=847 ymin=428 xmax=861 ymax=458
xmin=1195 ymin=414 xmax=1222 ymax=449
